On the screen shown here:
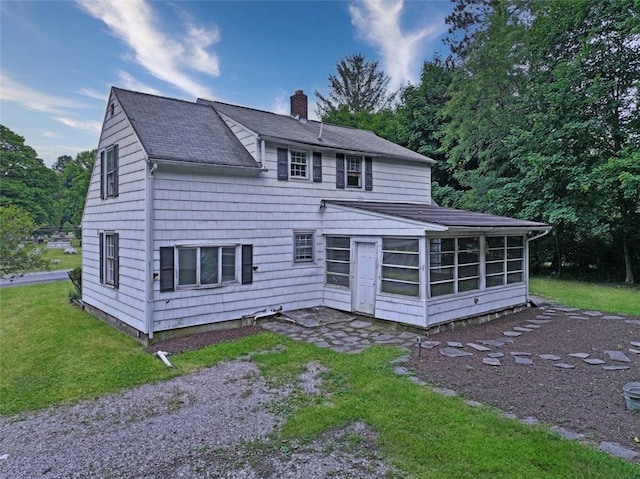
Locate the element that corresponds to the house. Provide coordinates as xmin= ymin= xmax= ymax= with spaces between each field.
xmin=81 ymin=87 xmax=550 ymax=342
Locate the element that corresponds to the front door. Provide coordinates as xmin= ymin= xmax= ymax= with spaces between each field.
xmin=354 ymin=242 xmax=376 ymax=315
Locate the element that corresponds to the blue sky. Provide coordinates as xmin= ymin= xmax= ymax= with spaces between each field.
xmin=1 ymin=0 xmax=453 ymax=166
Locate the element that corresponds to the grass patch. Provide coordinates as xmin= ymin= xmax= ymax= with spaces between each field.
xmin=35 ymin=247 xmax=82 ymax=270
xmin=1 ymin=282 xmax=637 ymax=477
xmin=530 ymin=277 xmax=640 ymax=316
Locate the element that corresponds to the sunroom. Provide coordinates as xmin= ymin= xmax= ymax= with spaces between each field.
xmin=320 ymin=201 xmax=551 ymax=329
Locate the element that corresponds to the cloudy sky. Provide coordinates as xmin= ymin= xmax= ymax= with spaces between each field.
xmin=1 ymin=0 xmax=453 ymax=166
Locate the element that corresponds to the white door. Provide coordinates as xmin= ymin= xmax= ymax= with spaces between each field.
xmin=354 ymin=242 xmax=376 ymax=315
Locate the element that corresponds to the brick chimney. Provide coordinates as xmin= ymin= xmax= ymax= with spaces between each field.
xmin=290 ymin=90 xmax=308 ymax=120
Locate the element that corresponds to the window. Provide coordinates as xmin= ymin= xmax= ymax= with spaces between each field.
xmin=99 ymin=232 xmax=119 ymax=288
xmin=294 ymin=232 xmax=314 ymax=263
xmin=100 ymin=145 xmax=119 ymax=199
xmin=381 ymin=238 xmax=420 ymax=297
xmin=429 ymin=237 xmax=480 ymax=297
xmin=176 ymin=246 xmax=236 ymax=287
xmin=290 ymin=150 xmax=308 ymax=179
xmin=336 ymin=154 xmax=373 ymax=190
xmin=346 ymin=155 xmax=362 ymax=188
xmin=486 ymin=236 xmax=525 ymax=287
xmin=325 ymin=237 xmax=350 ymax=287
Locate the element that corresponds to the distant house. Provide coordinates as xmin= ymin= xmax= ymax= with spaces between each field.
xmin=81 ymin=87 xmax=550 ymax=342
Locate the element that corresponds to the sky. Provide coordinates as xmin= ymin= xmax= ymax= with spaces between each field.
xmin=1 ymin=0 xmax=454 ymax=167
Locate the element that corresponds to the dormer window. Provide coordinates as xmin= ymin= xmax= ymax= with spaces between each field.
xmin=290 ymin=150 xmax=309 ymax=179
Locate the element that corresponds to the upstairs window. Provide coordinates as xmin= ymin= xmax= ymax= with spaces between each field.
xmin=336 ymin=154 xmax=372 ymax=190
xmin=290 ymin=150 xmax=308 ymax=179
xmin=100 ymin=145 xmax=119 ymax=199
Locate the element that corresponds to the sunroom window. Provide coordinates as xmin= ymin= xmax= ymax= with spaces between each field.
xmin=381 ymin=238 xmax=420 ymax=297
xmin=486 ymin=236 xmax=524 ymax=287
xmin=325 ymin=236 xmax=350 ymax=287
xmin=429 ymin=237 xmax=480 ymax=297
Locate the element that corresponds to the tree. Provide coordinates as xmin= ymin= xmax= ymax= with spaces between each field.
xmin=0 ymin=205 xmax=46 ymax=277
xmin=56 ymin=149 xmax=96 ymax=229
xmin=52 ymin=155 xmax=73 ymax=173
xmin=0 ymin=125 xmax=61 ymax=228
xmin=315 ymin=54 xmax=394 ymax=118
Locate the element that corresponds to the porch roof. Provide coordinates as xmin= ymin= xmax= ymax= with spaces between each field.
xmin=323 ymin=200 xmax=550 ymax=231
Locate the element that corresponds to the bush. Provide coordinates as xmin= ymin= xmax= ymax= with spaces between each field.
xmin=68 ymin=267 xmax=81 ymax=298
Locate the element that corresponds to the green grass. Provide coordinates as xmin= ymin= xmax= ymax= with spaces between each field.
xmin=1 ymin=281 xmax=637 ymax=478
xmin=35 ymin=247 xmax=82 ymax=270
xmin=530 ymin=277 xmax=640 ymax=316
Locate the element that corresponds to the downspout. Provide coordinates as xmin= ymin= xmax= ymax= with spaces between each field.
xmin=146 ymin=161 xmax=158 ymax=340
xmin=525 ymin=229 xmax=551 ymax=305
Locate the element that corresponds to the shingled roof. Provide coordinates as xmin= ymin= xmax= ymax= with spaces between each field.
xmin=113 ymin=88 xmax=261 ymax=169
xmin=324 ymin=200 xmax=550 ymax=230
xmin=198 ymin=99 xmax=434 ymax=164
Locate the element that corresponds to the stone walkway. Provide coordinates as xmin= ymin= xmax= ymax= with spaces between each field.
xmin=260 ymin=305 xmax=640 ymax=462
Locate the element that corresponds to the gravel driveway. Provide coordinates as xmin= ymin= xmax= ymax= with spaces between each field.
xmin=0 ymin=359 xmax=388 ymax=478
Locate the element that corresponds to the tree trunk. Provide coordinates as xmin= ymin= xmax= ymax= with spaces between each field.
xmin=622 ymin=233 xmax=635 ymax=284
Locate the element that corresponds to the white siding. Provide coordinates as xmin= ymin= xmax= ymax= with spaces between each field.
xmin=81 ymin=92 xmax=148 ymax=332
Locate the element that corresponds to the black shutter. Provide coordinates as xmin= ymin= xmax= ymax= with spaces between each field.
xmin=365 ymin=157 xmax=373 ymax=191
xmin=113 ymin=144 xmax=119 ymax=197
xmin=99 ymin=233 xmax=104 ymax=284
xmin=336 ymin=153 xmax=345 ymax=189
xmin=277 ymin=148 xmax=288 ymax=180
xmin=312 ymin=152 xmax=322 ymax=183
xmin=100 ymin=151 xmax=105 ymax=199
xmin=160 ymin=247 xmax=175 ymax=292
xmin=241 ymin=244 xmax=253 ymax=285
xmin=113 ymin=233 xmax=120 ymax=289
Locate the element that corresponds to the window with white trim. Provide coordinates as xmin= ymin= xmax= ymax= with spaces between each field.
xmin=429 ymin=237 xmax=480 ymax=297
xmin=486 ymin=236 xmax=524 ymax=287
xmin=346 ymin=155 xmax=362 ymax=188
xmin=381 ymin=238 xmax=420 ymax=297
xmin=294 ymin=232 xmax=314 ymax=263
xmin=99 ymin=231 xmax=119 ymax=288
xmin=290 ymin=150 xmax=308 ymax=179
xmin=176 ymin=246 xmax=236 ymax=287
xmin=325 ymin=236 xmax=350 ymax=287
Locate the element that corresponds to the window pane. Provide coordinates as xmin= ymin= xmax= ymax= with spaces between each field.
xmin=507 ymin=260 xmax=523 ymax=272
xmin=486 ymin=249 xmax=504 ymax=262
xmin=200 ymin=247 xmax=218 ymax=284
xmin=430 ymin=238 xmax=455 ymax=253
xmin=382 ymin=266 xmax=419 ymax=283
xmin=431 ymin=282 xmax=454 ymax=297
xmin=507 ymin=236 xmax=524 ymax=247
xmin=178 ymin=248 xmax=197 ymax=285
xmin=326 ymin=273 xmax=349 ymax=287
xmin=486 ymin=236 xmax=505 ymax=248
xmin=459 ymin=264 xmax=479 ymax=278
xmin=458 ymin=251 xmax=479 ymax=264
xmin=507 ymin=272 xmax=523 ymax=284
xmin=430 ymin=252 xmax=454 ymax=267
xmin=486 ymin=261 xmax=505 ymax=274
xmin=327 ymin=261 xmax=350 ymax=275
xmin=458 ymin=237 xmax=479 ymax=251
xmin=382 ymin=280 xmax=419 ymax=297
xmin=221 ymin=247 xmax=236 ymax=282
xmin=326 ymin=237 xmax=349 ymax=249
xmin=507 ymin=247 xmax=524 ymax=259
xmin=384 ymin=238 xmax=419 ymax=252
xmin=327 ymin=249 xmax=350 ymax=261
xmin=459 ymin=278 xmax=479 ymax=292
xmin=383 ymin=252 xmax=419 ymax=267
xmin=486 ymin=275 xmax=504 ymax=287
xmin=430 ymin=267 xmax=454 ymax=282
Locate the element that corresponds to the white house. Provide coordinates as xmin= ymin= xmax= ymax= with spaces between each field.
xmin=81 ymin=87 xmax=550 ymax=342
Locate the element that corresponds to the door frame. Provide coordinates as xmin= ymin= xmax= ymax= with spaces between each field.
xmin=352 ymin=240 xmax=378 ymax=316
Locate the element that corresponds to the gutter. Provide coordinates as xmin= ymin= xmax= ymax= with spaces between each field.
xmin=151 ymin=158 xmax=267 ymax=175
xmin=525 ymin=227 xmax=552 ymax=305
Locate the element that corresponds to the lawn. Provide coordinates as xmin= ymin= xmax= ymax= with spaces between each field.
xmin=37 ymin=247 xmax=82 ymax=270
xmin=530 ymin=277 xmax=640 ymax=316
xmin=1 ymin=281 xmax=637 ymax=478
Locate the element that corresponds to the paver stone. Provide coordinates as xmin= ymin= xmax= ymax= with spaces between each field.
xmin=602 ymin=365 xmax=630 ymax=371
xmin=568 ymin=353 xmax=590 ymax=359
xmin=447 ymin=341 xmax=464 ymax=348
xmin=510 ymin=352 xmax=532 ymax=356
xmin=503 ymin=331 xmax=522 ymax=337
xmin=514 ymin=356 xmax=533 ymax=365
xmin=488 ymin=352 xmax=504 ymax=358
xmin=513 ymin=327 xmax=534 ymax=332
xmin=439 ymin=347 xmax=473 ymax=358
xmin=604 ymin=350 xmax=631 ymax=363
xmin=582 ymin=358 xmax=606 ymax=365
xmin=553 ymin=363 xmax=575 ymax=369
xmin=483 ymin=358 xmax=501 ymax=366
xmin=538 ymin=354 xmax=561 ymax=361
xmin=466 ymin=343 xmax=491 ymax=352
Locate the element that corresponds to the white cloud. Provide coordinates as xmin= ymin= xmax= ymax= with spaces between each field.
xmin=43 ymin=131 xmax=57 ymax=138
xmin=272 ymin=94 xmax=289 ymax=115
xmin=78 ymin=87 xmax=108 ymax=101
xmin=116 ymin=71 xmax=163 ymax=96
xmin=0 ymin=73 xmax=83 ymax=113
xmin=55 ymin=117 xmax=102 ymax=134
xmin=76 ymin=0 xmax=219 ymax=98
xmin=349 ymin=0 xmax=446 ymax=91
